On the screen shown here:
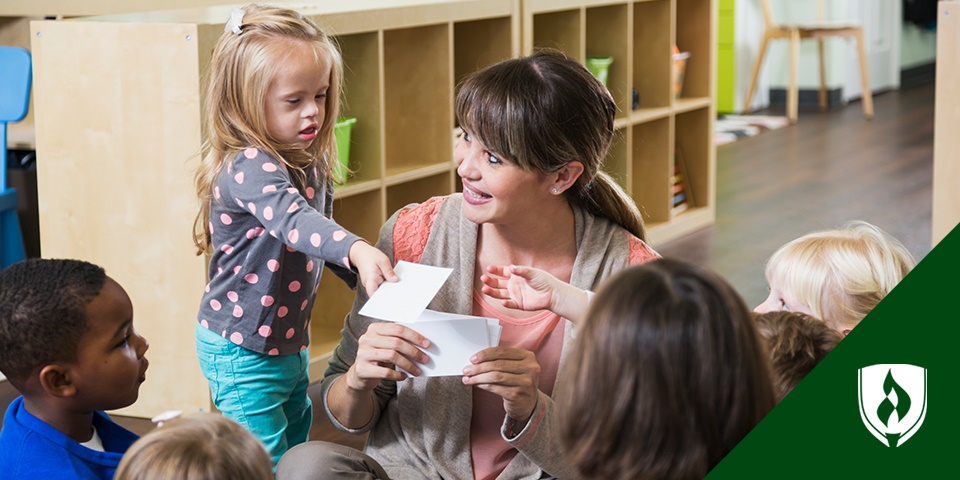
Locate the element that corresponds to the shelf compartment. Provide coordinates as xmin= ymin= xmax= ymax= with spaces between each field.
xmin=673 ymin=96 xmax=711 ymax=113
xmin=605 ymin=127 xmax=630 ymax=191
xmin=585 ymin=4 xmax=629 ymax=116
xmin=383 ymin=24 xmax=452 ymax=174
xmin=632 ymin=0 xmax=671 ymax=109
xmin=674 ymin=106 xmax=710 ymax=211
xmin=531 ymin=9 xmax=582 ymax=58
xmin=454 ymin=17 xmax=515 ymax=88
xmin=631 ymin=117 xmax=671 ymax=224
xmin=675 ymin=0 xmax=712 ymax=99
xmin=337 ymin=32 xmax=382 ymax=183
xmin=386 ymin=171 xmax=453 ymax=215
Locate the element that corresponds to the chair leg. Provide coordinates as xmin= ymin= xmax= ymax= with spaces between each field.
xmin=743 ymin=33 xmax=770 ymax=114
xmin=818 ymin=38 xmax=827 ymax=111
xmin=854 ymin=29 xmax=874 ymax=120
xmin=788 ymin=29 xmax=800 ymax=123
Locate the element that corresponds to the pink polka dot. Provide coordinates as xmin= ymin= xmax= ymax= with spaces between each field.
xmin=261 ymin=295 xmax=275 ymax=307
xmin=286 ymin=245 xmax=297 ymax=253
xmin=227 ymin=291 xmax=239 ymax=302
xmin=252 ymin=227 xmax=265 ymax=237
xmin=287 ymin=188 xmax=298 ymax=194
xmin=230 ymin=332 xmax=244 ymax=344
xmin=269 ymin=230 xmax=277 ymax=238
xmin=289 ymin=281 xmax=301 ymax=292
xmin=246 ymin=228 xmax=258 ymax=239
xmin=268 ymin=348 xmax=280 ymax=356
xmin=264 ymin=206 xmax=273 ymax=220
xmin=301 ymin=299 xmax=309 ymax=311
xmin=267 ymin=259 xmax=280 ymax=272
xmin=306 ymin=187 xmax=315 ymax=199
xmin=262 ymin=185 xmax=277 ymax=193
xmin=343 ymin=257 xmax=351 ymax=269
xmin=209 ymin=222 xmax=214 ymax=234
xmin=210 ymin=299 xmax=222 ymax=311
xmin=214 ymin=186 xmax=221 ymax=199
xmin=288 ymin=229 xmax=299 ymax=243
xmin=244 ymin=273 xmax=259 ymax=284
xmin=221 ymin=244 xmax=234 ymax=254
xmin=278 ymin=306 xmax=289 ymax=318
xmin=300 ymin=345 xmax=307 ymax=352
xmin=233 ymin=305 xmax=243 ymax=318
xmin=205 ymin=283 xmax=210 ymax=293
xmin=244 ymin=147 xmax=258 ymax=159
xmin=222 ymin=330 xmax=227 ymax=338
xmin=286 ymin=328 xmax=296 ymax=339
xmin=287 ymin=202 xmax=299 ymax=213
xmin=310 ymin=233 xmax=321 ymax=247
xmin=236 ymin=199 xmax=244 ymax=208
xmin=306 ymin=260 xmax=314 ymax=272
xmin=262 ymin=162 xmax=278 ymax=172
xmin=247 ymin=202 xmax=256 ymax=215
xmin=233 ymin=265 xmax=241 ymax=274
xmin=332 ymin=230 xmax=347 ymax=242
xmin=258 ymin=325 xmax=272 ymax=337
xmin=220 ymin=213 xmax=232 ymax=225
xmin=234 ymin=172 xmax=244 ymax=184
xmin=217 ymin=267 xmax=223 ymax=275
xmin=201 ymin=319 xmax=209 ymax=328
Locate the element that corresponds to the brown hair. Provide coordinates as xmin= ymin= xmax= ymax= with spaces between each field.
xmin=560 ymin=259 xmax=775 ymax=480
xmin=115 ymin=413 xmax=272 ymax=480
xmin=754 ymin=311 xmax=842 ymax=402
xmin=193 ymin=4 xmax=343 ymax=254
xmin=455 ymin=50 xmax=646 ymax=240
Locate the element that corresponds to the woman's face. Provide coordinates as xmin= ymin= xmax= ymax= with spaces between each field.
xmin=455 ymin=129 xmax=552 ymax=226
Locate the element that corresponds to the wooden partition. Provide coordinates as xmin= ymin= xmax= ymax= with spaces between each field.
xmin=31 ymin=0 xmax=519 ymax=418
xmin=933 ymin=1 xmax=960 ymax=245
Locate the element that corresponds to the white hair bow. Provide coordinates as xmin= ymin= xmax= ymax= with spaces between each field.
xmin=224 ymin=8 xmax=244 ymax=35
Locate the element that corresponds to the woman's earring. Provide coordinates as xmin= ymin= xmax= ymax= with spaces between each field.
xmin=552 ymin=188 xmax=560 ymax=195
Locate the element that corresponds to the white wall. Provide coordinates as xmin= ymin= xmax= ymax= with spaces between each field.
xmin=901 ymin=21 xmax=937 ymax=68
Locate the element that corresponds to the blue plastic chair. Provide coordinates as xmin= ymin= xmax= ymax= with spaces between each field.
xmin=1 ymin=47 xmax=31 ymax=269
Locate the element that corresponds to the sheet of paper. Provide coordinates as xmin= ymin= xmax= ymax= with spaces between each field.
xmin=399 ymin=317 xmax=492 ymax=377
xmin=358 ymin=261 xmax=452 ymax=323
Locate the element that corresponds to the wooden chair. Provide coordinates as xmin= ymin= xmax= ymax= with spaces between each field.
xmin=0 ymin=46 xmax=31 ymax=269
xmin=742 ymin=0 xmax=873 ymax=123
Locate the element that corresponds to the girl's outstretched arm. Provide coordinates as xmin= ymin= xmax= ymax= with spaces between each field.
xmin=348 ymin=241 xmax=399 ymax=297
xmin=480 ymin=265 xmax=591 ymax=324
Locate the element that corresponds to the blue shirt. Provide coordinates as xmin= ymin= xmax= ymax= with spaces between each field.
xmin=0 ymin=396 xmax=139 ymax=480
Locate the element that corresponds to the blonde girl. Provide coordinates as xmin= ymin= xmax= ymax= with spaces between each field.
xmin=755 ymin=220 xmax=915 ymax=335
xmin=192 ymin=4 xmax=396 ymax=465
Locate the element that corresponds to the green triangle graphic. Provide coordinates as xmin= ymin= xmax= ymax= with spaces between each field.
xmin=708 ymin=223 xmax=960 ymax=478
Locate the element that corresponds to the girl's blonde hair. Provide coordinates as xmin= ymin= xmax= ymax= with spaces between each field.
xmin=765 ymin=221 xmax=916 ymax=332
xmin=114 ymin=413 xmax=273 ymax=480
xmin=193 ymin=4 xmax=342 ymax=254
xmin=455 ymin=50 xmax=646 ymax=240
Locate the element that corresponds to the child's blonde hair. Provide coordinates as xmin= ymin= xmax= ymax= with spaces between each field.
xmin=115 ymin=413 xmax=272 ymax=480
xmin=765 ymin=221 xmax=916 ymax=332
xmin=193 ymin=4 xmax=342 ymax=254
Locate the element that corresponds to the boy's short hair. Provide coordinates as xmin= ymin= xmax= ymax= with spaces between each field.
xmin=754 ymin=311 xmax=843 ymax=402
xmin=0 ymin=259 xmax=107 ymax=390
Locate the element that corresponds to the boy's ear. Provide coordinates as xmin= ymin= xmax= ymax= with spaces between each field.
xmin=38 ymin=364 xmax=78 ymax=398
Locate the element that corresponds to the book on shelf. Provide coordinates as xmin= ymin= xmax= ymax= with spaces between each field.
xmin=671 ymin=147 xmax=695 ymax=216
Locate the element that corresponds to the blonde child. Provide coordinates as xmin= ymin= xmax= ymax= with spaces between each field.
xmin=115 ymin=413 xmax=272 ymax=480
xmin=754 ymin=220 xmax=915 ymax=335
xmin=192 ymin=5 xmax=397 ymax=464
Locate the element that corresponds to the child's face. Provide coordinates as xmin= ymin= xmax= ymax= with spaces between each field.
xmin=754 ymin=280 xmax=815 ymax=317
xmin=68 ymin=277 xmax=149 ymax=412
xmin=264 ymin=43 xmax=331 ymax=150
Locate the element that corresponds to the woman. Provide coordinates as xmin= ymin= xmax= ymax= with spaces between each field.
xmin=278 ymin=50 xmax=659 ymax=480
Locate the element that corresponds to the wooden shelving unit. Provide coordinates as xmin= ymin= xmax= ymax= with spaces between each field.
xmin=30 ymin=0 xmax=519 ymax=417
xmin=521 ymin=0 xmax=716 ymax=245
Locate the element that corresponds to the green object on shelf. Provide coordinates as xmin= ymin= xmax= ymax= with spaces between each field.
xmin=585 ymin=56 xmax=614 ymax=87
xmin=333 ymin=117 xmax=357 ymax=183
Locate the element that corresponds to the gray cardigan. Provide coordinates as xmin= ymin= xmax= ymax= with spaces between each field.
xmin=320 ymin=194 xmax=654 ymax=480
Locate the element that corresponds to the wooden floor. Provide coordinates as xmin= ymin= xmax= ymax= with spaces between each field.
xmin=0 ymin=82 xmax=935 ymax=450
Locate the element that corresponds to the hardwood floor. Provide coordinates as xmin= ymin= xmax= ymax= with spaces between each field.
xmin=0 ymin=83 xmax=935 ymax=451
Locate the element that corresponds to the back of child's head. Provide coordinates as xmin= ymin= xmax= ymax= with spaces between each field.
xmin=0 ymin=258 xmax=106 ymax=391
xmin=455 ymin=49 xmax=646 ymax=241
xmin=196 ymin=4 xmax=342 ymax=253
xmin=115 ymin=413 xmax=272 ymax=480
xmin=754 ymin=311 xmax=842 ymax=403
xmin=765 ymin=220 xmax=915 ymax=333
xmin=560 ymin=258 xmax=774 ymax=480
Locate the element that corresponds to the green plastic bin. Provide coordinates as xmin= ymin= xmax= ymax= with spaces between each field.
xmin=333 ymin=117 xmax=357 ymax=183
xmin=585 ymin=56 xmax=614 ymax=87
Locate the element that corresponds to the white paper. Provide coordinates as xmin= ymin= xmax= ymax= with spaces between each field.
xmin=359 ymin=261 xmax=452 ymax=323
xmin=399 ymin=316 xmax=492 ymax=376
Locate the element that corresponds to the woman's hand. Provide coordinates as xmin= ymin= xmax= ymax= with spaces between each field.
xmin=348 ymin=241 xmax=400 ymax=297
xmin=462 ymin=346 xmax=541 ymax=424
xmin=480 ymin=264 xmax=590 ymax=323
xmin=344 ymin=322 xmax=431 ymax=392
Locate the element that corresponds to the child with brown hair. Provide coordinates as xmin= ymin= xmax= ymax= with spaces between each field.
xmin=754 ymin=311 xmax=843 ymax=402
xmin=0 ymin=259 xmax=150 ymax=479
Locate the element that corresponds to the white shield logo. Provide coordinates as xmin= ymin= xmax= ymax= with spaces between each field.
xmin=858 ymin=364 xmax=927 ymax=447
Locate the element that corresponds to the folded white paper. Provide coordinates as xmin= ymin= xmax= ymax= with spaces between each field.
xmin=359 ymin=261 xmax=452 ymax=323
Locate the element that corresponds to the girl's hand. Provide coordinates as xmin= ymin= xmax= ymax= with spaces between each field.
xmin=462 ymin=347 xmax=540 ymax=424
xmin=480 ymin=265 xmax=590 ymax=323
xmin=345 ymin=322 xmax=431 ymax=392
xmin=348 ymin=241 xmax=399 ymax=297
